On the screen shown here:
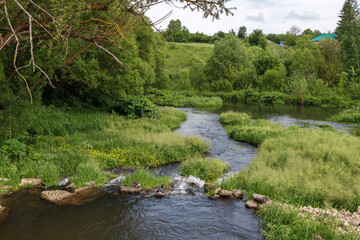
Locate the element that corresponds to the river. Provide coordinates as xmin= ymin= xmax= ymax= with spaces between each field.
xmin=0 ymin=103 xmax=358 ymax=240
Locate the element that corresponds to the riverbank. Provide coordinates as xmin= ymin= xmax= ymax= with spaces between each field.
xmin=219 ymin=111 xmax=360 ymax=238
xmin=0 ymin=107 xmax=209 ymax=198
xmin=149 ymin=90 xmax=360 ymax=109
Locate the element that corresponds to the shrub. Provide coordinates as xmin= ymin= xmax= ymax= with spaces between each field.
xmin=180 ymin=157 xmax=229 ymax=182
xmin=122 ymin=169 xmax=172 ymax=189
xmin=110 ymin=98 xmax=161 ymax=119
xmin=0 ymin=139 xmax=27 ymax=160
xmin=220 ymin=111 xmax=251 ymax=126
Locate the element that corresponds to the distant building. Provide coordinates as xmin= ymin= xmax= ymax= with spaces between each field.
xmin=311 ymin=34 xmax=338 ymax=43
xmin=280 ymin=42 xmax=285 ymax=47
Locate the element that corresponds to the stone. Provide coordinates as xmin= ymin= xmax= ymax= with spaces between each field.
xmin=186 ymin=175 xmax=205 ymax=188
xmin=0 ymin=178 xmax=9 ymax=183
xmin=208 ymin=195 xmax=220 ymax=200
xmin=252 ymin=194 xmax=270 ymax=203
xmin=219 ymin=190 xmax=234 ymax=198
xmin=155 ymin=188 xmax=170 ymax=198
xmin=19 ymin=178 xmax=43 ymax=187
xmin=119 ymin=186 xmax=143 ymax=194
xmin=130 ymin=181 xmax=141 ymax=188
xmin=41 ymin=186 xmax=103 ymax=206
xmin=65 ymin=183 xmax=75 ymax=193
xmin=214 ymin=187 xmax=221 ymax=195
xmin=0 ymin=205 xmax=9 ymax=224
xmin=0 ymin=185 xmax=11 ymax=190
xmin=232 ymin=189 xmax=243 ymax=199
xmin=245 ymin=199 xmax=259 ymax=209
xmin=357 ymin=206 xmax=360 ymax=215
xmin=204 ymin=182 xmax=216 ymax=190
xmin=85 ymin=181 xmax=95 ymax=187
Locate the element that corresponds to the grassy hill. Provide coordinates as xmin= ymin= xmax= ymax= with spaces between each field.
xmin=164 ymin=42 xmax=214 ymax=73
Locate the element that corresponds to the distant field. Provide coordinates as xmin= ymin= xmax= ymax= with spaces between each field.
xmin=164 ymin=42 xmax=214 ymax=72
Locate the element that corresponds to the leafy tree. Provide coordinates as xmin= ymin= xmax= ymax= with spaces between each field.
xmin=167 ymin=19 xmax=182 ymax=33
xmin=266 ymin=33 xmax=281 ymax=44
xmin=248 ymin=29 xmax=267 ymax=50
xmin=302 ymin=28 xmax=314 ymax=37
xmin=237 ymin=26 xmax=247 ymax=38
xmin=253 ymin=51 xmax=280 ymax=76
xmin=257 ymin=63 xmax=287 ymax=91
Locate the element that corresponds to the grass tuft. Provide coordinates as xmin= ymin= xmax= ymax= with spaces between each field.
xmin=122 ymin=169 xmax=172 ymax=190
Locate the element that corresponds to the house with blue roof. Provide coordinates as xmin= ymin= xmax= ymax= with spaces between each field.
xmin=311 ymin=34 xmax=338 ymax=43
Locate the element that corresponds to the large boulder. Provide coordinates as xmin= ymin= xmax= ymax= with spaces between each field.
xmin=252 ymin=194 xmax=270 ymax=203
xmin=232 ymin=189 xmax=243 ymax=199
xmin=0 ymin=205 xmax=9 ymax=224
xmin=219 ymin=190 xmax=234 ymax=198
xmin=119 ymin=186 xmax=143 ymax=194
xmin=19 ymin=178 xmax=43 ymax=187
xmin=41 ymin=186 xmax=103 ymax=206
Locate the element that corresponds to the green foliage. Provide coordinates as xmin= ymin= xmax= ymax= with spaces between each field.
xmin=150 ymin=91 xmax=223 ymax=108
xmin=329 ymin=108 xmax=360 ymax=123
xmin=110 ymin=98 xmax=161 ymax=119
xmin=180 ymin=157 xmax=229 ymax=182
xmin=257 ymin=64 xmax=287 ymax=91
xmin=123 ymin=169 xmax=172 ymax=189
xmin=72 ymin=161 xmax=112 ymax=188
xmin=220 ymin=111 xmax=251 ymax=126
xmin=221 ymin=127 xmax=360 ymax=212
xmin=253 ymin=51 xmax=279 ymax=76
xmin=0 ymin=139 xmax=27 ymax=160
xmin=248 ymin=29 xmax=267 ymax=50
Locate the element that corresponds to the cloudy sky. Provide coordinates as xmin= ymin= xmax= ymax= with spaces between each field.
xmin=146 ymin=0 xmax=344 ymax=35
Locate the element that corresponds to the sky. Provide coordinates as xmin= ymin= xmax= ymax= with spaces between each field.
xmin=146 ymin=0 xmax=344 ymax=35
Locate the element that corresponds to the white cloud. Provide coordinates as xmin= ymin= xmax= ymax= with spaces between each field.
xmin=246 ymin=13 xmax=265 ymax=22
xmin=286 ymin=10 xmax=320 ymax=21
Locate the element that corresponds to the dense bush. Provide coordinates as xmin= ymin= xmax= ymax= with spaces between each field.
xmin=110 ymin=98 xmax=161 ymax=119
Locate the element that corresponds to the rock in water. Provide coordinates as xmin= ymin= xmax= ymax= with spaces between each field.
xmin=232 ymin=189 xmax=243 ymax=199
xmin=208 ymin=195 xmax=220 ymax=200
xmin=219 ymin=190 xmax=234 ymax=198
xmin=154 ymin=188 xmax=170 ymax=198
xmin=0 ymin=205 xmax=9 ymax=224
xmin=245 ymin=200 xmax=259 ymax=209
xmin=186 ymin=175 xmax=205 ymax=188
xmin=41 ymin=187 xmax=103 ymax=206
xmin=119 ymin=186 xmax=143 ymax=194
xmin=130 ymin=181 xmax=141 ymax=188
xmin=19 ymin=178 xmax=43 ymax=187
xmin=252 ymin=194 xmax=270 ymax=203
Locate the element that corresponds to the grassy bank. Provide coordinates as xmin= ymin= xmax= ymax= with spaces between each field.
xmin=149 ymin=91 xmax=223 ymax=108
xmin=219 ymin=111 xmax=360 ymax=238
xmin=151 ymin=90 xmax=360 ymax=108
xmin=0 ymin=106 xmax=209 ymax=192
xmin=329 ymin=108 xmax=360 ymax=124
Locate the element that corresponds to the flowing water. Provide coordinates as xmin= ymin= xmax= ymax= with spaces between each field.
xmin=1 ymin=103 xmax=359 ymax=240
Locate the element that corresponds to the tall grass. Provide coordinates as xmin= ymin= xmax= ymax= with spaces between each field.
xmin=0 ymin=106 xmax=209 ymax=191
xmin=180 ymin=157 xmax=229 ymax=182
xmin=259 ymin=205 xmax=358 ymax=240
xmin=220 ymin=111 xmax=252 ymax=126
xmin=329 ymin=108 xmax=360 ymax=124
xmin=221 ymin=127 xmax=360 ymax=212
xmin=122 ymin=169 xmax=172 ymax=190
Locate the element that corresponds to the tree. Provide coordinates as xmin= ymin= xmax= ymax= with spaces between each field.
xmin=302 ymin=28 xmax=314 ymax=37
xmin=248 ymin=29 xmax=267 ymax=50
xmin=237 ymin=26 xmax=247 ymax=38
xmin=167 ymin=19 xmax=182 ymax=33
xmin=336 ymin=0 xmax=360 ymax=72
xmin=289 ymin=25 xmax=302 ymax=36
